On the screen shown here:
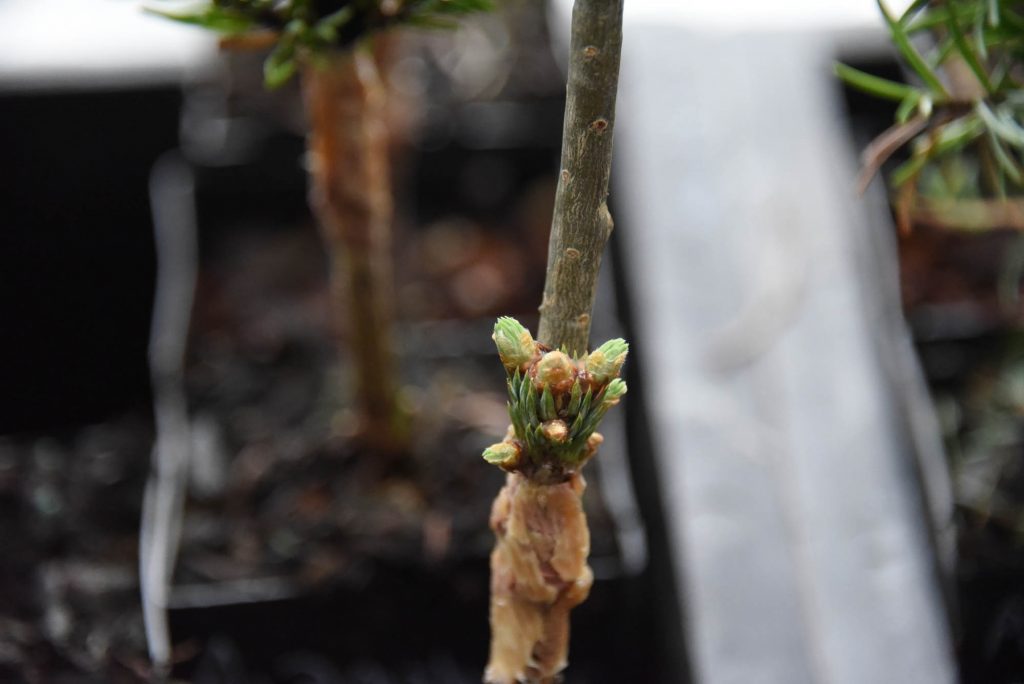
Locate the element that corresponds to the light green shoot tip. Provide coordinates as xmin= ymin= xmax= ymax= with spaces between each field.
xmin=483 ymin=442 xmax=519 ymax=467
xmin=493 ymin=317 xmax=535 ymax=371
xmin=603 ymin=378 xmax=628 ymax=405
xmin=586 ymin=338 xmax=629 ymax=384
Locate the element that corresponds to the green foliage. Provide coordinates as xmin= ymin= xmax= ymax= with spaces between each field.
xmin=835 ymin=0 xmax=1024 ymax=207
xmin=492 ymin=316 xmax=536 ymax=372
xmin=503 ymin=370 xmax=622 ymax=467
xmin=403 ymin=0 xmax=492 ymax=27
xmin=264 ymin=31 xmax=299 ymax=88
xmin=483 ymin=441 xmax=520 ymax=467
xmin=834 ymin=62 xmax=922 ymax=102
xmin=150 ymin=0 xmax=493 ymax=88
xmin=879 ymin=0 xmax=951 ymax=97
xmin=145 ymin=5 xmax=256 ymax=33
xmin=585 ymin=338 xmax=628 ymax=385
xmin=483 ymin=318 xmax=628 ymax=471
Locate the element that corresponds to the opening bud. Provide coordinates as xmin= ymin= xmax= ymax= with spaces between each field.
xmin=602 ymin=374 xmax=626 ymax=405
xmin=482 ymin=442 xmax=520 ymax=468
xmin=492 ymin=317 xmax=535 ymax=371
xmin=535 ymin=350 xmax=575 ymax=388
xmin=602 ymin=378 xmax=628 ymax=406
xmin=541 ymin=419 xmax=569 ymax=443
xmin=585 ymin=338 xmax=629 ymax=384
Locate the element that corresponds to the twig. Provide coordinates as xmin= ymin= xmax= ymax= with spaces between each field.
xmin=857 ymin=116 xmax=929 ymax=194
xmin=537 ymin=0 xmax=624 ymax=355
xmin=302 ymin=50 xmax=404 ymax=449
xmin=485 ymin=2 xmax=626 ymax=682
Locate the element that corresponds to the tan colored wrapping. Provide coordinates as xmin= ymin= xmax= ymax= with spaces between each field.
xmin=302 ymin=51 xmax=400 ymax=446
xmin=485 ymin=471 xmax=594 ymax=684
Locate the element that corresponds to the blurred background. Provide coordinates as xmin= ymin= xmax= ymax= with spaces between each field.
xmin=3 ymin=0 xmax=1024 ymax=682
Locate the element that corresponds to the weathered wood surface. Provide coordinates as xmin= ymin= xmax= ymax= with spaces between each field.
xmin=610 ymin=29 xmax=957 ymax=684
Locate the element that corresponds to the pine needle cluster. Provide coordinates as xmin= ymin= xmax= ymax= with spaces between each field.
xmin=483 ymin=317 xmax=627 ymax=476
xmin=150 ymin=0 xmax=492 ymax=86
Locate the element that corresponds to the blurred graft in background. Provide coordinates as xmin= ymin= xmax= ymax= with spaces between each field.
xmin=154 ymin=0 xmax=494 ymax=451
xmin=151 ymin=0 xmax=493 ymax=88
xmin=840 ymin=1 xmax=1024 ymax=680
xmin=146 ymin=0 xmax=497 ymax=676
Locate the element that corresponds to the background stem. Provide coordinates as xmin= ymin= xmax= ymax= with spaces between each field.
xmin=537 ymin=0 xmax=624 ymax=356
xmin=302 ymin=50 xmax=403 ymax=448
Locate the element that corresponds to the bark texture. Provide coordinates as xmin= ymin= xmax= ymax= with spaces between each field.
xmin=486 ymin=471 xmax=594 ymax=684
xmin=537 ymin=0 xmax=624 ymax=355
xmin=302 ymin=51 xmax=401 ymax=447
xmin=486 ymin=3 xmax=625 ymax=681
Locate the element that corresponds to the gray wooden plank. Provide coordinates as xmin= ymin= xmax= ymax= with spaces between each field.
xmin=613 ymin=28 xmax=956 ymax=684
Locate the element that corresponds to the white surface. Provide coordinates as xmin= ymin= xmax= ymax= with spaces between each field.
xmin=0 ymin=0 xmax=216 ymax=90
xmin=550 ymin=0 xmax=913 ymax=33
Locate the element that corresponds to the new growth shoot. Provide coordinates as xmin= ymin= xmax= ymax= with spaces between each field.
xmin=483 ymin=0 xmax=625 ymax=680
xmin=483 ymin=318 xmax=628 ymax=683
xmin=485 ymin=318 xmax=627 ymax=477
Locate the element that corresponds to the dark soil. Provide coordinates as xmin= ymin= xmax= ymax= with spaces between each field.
xmin=0 ymin=217 xmax=643 ymax=683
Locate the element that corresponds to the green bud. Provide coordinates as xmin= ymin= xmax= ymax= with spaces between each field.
xmin=586 ymin=338 xmax=629 ymax=384
xmin=482 ymin=442 xmax=520 ymax=468
xmin=488 ymin=319 xmax=630 ymax=468
xmin=492 ymin=317 xmax=535 ymax=371
xmin=535 ymin=350 xmax=575 ymax=388
xmin=602 ymin=378 xmax=628 ymax=405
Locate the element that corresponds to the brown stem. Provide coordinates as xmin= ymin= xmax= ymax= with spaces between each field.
xmin=486 ymin=2 xmax=624 ymax=681
xmin=302 ymin=50 xmax=403 ymax=449
xmin=537 ymin=0 xmax=624 ymax=356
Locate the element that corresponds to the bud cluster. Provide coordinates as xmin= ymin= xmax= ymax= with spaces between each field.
xmin=483 ymin=317 xmax=628 ymax=472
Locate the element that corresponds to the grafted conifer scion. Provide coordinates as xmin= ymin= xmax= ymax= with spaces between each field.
xmin=483 ymin=0 xmax=625 ymax=680
xmin=153 ymin=0 xmax=491 ymax=447
xmin=483 ymin=319 xmax=628 ymax=683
